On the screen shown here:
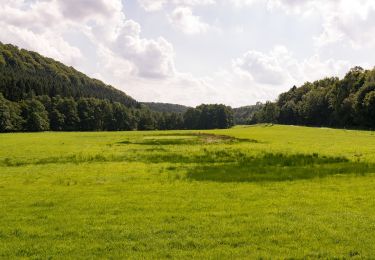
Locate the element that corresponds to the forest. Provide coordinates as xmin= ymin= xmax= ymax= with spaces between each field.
xmin=0 ymin=43 xmax=233 ymax=132
xmin=233 ymin=103 xmax=264 ymax=125
xmin=142 ymin=102 xmax=190 ymax=114
xmin=3 ymin=41 xmax=375 ymax=132
xmin=0 ymin=42 xmax=138 ymax=107
xmin=0 ymin=94 xmax=234 ymax=132
xmin=252 ymin=66 xmax=375 ymax=129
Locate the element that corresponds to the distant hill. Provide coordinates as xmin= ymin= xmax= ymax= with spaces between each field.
xmin=142 ymin=102 xmax=190 ymax=113
xmin=0 ymin=42 xmax=138 ymax=108
xmin=233 ymin=103 xmax=264 ymax=124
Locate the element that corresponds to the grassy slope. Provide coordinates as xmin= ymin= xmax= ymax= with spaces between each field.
xmin=1 ymin=125 xmax=375 ymax=258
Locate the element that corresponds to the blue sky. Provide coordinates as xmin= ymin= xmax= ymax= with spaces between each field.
xmin=1 ymin=0 xmax=374 ymax=106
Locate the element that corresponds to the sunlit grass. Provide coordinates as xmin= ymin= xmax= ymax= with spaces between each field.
xmin=1 ymin=125 xmax=375 ymax=258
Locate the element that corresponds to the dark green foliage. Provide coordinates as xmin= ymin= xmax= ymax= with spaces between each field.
xmin=0 ymin=98 xmax=12 ymax=132
xmin=184 ymin=104 xmax=234 ymax=130
xmin=112 ymin=102 xmax=136 ymax=131
xmin=21 ymin=99 xmax=49 ymax=132
xmin=254 ymin=102 xmax=279 ymax=124
xmin=77 ymin=98 xmax=99 ymax=131
xmin=0 ymin=42 xmax=138 ymax=107
xmin=0 ymin=43 xmax=235 ymax=132
xmin=49 ymin=109 xmax=65 ymax=131
xmin=233 ymin=102 xmax=264 ymax=124
xmin=183 ymin=108 xmax=200 ymax=129
xmin=0 ymin=95 xmax=234 ymax=132
xmin=253 ymin=66 xmax=375 ymax=129
xmin=0 ymin=94 xmax=22 ymax=132
xmin=56 ymin=98 xmax=80 ymax=131
xmin=142 ymin=102 xmax=190 ymax=113
xmin=137 ymin=109 xmax=157 ymax=131
xmin=164 ymin=113 xmax=184 ymax=130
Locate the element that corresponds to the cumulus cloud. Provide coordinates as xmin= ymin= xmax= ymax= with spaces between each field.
xmin=230 ymin=0 xmax=322 ymax=11
xmin=113 ymin=20 xmax=176 ymax=79
xmin=315 ymin=1 xmax=375 ymax=48
xmin=234 ymin=48 xmax=289 ymax=85
xmin=132 ymin=45 xmax=351 ymax=106
xmin=138 ymin=0 xmax=216 ymax=12
xmin=0 ymin=0 xmax=81 ymax=64
xmin=0 ymin=0 xmax=366 ymax=107
xmin=58 ymin=0 xmax=120 ymax=21
xmin=233 ymin=46 xmax=350 ymax=89
xmin=0 ymin=0 xmax=176 ymax=80
xmin=0 ymin=0 xmax=61 ymax=33
xmin=229 ymin=0 xmax=375 ymax=49
xmin=137 ymin=0 xmax=167 ymax=12
xmin=0 ymin=0 xmax=129 ymax=64
xmin=168 ymin=7 xmax=210 ymax=34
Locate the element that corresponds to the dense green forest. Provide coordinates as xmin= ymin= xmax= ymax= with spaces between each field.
xmin=0 ymin=42 xmax=138 ymax=107
xmin=250 ymin=66 xmax=375 ymax=129
xmin=233 ymin=103 xmax=264 ymax=125
xmin=3 ymin=42 xmax=375 ymax=132
xmin=142 ymin=102 xmax=190 ymax=113
xmin=0 ymin=43 xmax=233 ymax=132
xmin=0 ymin=94 xmax=233 ymax=132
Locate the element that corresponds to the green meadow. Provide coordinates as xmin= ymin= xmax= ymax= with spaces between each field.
xmin=1 ymin=125 xmax=375 ymax=258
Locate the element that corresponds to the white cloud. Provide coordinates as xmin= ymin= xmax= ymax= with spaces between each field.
xmin=138 ymin=0 xmax=216 ymax=12
xmin=0 ymin=24 xmax=82 ymax=65
xmin=113 ymin=20 xmax=176 ymax=79
xmin=229 ymin=0 xmax=375 ymax=49
xmin=168 ymin=7 xmax=210 ymax=34
xmin=234 ymin=48 xmax=289 ymax=85
xmin=0 ymin=0 xmax=128 ymax=65
xmin=233 ymin=45 xmax=350 ymax=90
xmin=0 ymin=0 xmax=81 ymax=64
xmin=137 ymin=0 xmax=167 ymax=11
xmin=57 ymin=0 xmax=119 ymax=22
xmin=230 ymin=0 xmax=321 ymax=11
xmin=129 ymin=45 xmax=351 ymax=106
xmin=0 ymin=0 xmax=60 ymax=30
xmin=0 ymin=0 xmax=176 ymax=80
xmin=174 ymin=0 xmax=216 ymax=6
xmin=230 ymin=0 xmax=257 ymax=8
xmin=315 ymin=1 xmax=375 ymax=48
xmin=0 ymin=0 xmax=368 ymax=107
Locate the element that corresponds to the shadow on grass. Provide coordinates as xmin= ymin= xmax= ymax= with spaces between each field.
xmin=1 ymin=149 xmax=259 ymax=166
xmin=117 ymin=133 xmax=259 ymax=146
xmin=3 ymin=148 xmax=375 ymax=184
xmin=187 ymin=153 xmax=375 ymax=182
xmin=0 ymin=133 xmax=263 ymax=167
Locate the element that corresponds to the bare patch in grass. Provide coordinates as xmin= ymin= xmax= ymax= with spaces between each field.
xmin=117 ymin=133 xmax=258 ymax=146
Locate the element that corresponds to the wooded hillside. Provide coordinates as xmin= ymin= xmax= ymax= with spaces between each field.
xmin=0 ymin=42 xmax=138 ymax=108
xmin=0 ymin=43 xmax=234 ymax=132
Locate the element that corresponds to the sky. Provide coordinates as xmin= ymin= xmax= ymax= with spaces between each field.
xmin=1 ymin=0 xmax=374 ymax=107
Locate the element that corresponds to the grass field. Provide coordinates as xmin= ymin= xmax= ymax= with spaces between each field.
xmin=1 ymin=125 xmax=375 ymax=258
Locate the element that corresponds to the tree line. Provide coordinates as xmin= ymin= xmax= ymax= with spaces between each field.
xmin=0 ymin=42 xmax=234 ymax=132
xmin=251 ymin=66 xmax=375 ymax=129
xmin=233 ymin=103 xmax=264 ymax=125
xmin=0 ymin=94 xmax=233 ymax=132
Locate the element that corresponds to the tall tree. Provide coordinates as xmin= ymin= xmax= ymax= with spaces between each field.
xmin=21 ymin=99 xmax=49 ymax=131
